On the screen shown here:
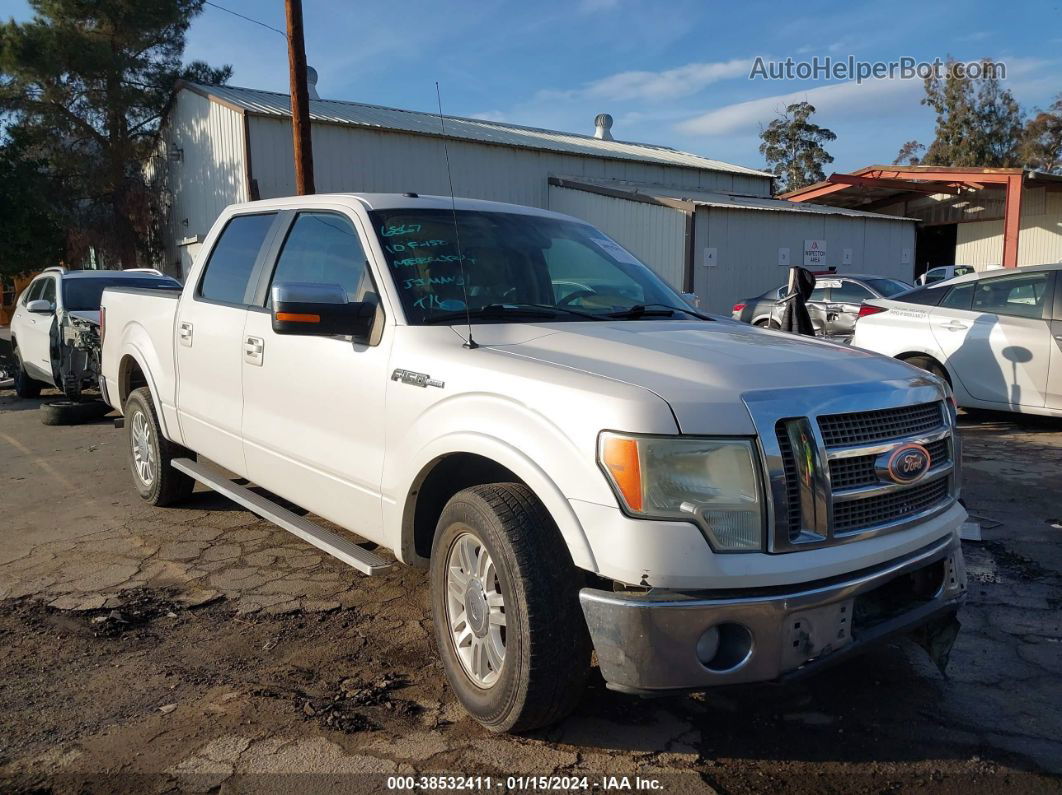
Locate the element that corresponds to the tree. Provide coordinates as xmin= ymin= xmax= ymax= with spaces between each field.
xmin=916 ymin=58 xmax=1024 ymax=167
xmin=893 ymin=140 xmax=924 ymax=166
xmin=0 ymin=128 xmax=66 ymax=279
xmin=1021 ymin=94 xmax=1062 ymax=174
xmin=759 ymin=102 xmax=836 ymax=193
xmin=0 ymin=0 xmax=231 ymax=268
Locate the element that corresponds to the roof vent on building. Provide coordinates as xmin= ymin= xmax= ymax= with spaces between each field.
xmin=594 ymin=113 xmax=614 ymax=141
xmin=306 ymin=66 xmax=320 ymax=100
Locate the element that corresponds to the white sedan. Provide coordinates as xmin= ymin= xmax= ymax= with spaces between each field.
xmin=852 ymin=264 xmax=1062 ymax=417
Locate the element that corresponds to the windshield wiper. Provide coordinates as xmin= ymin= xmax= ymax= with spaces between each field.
xmin=605 ymin=303 xmax=713 ymax=321
xmin=423 ymin=303 xmax=603 ymax=324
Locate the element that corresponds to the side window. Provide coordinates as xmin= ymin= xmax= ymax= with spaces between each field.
xmin=21 ymin=279 xmax=44 ymax=305
xmin=972 ymin=273 xmax=1051 ymax=319
xmin=809 ymin=286 xmax=829 ymax=303
xmin=38 ymin=277 xmax=56 ymax=307
xmin=940 ymin=282 xmax=974 ymax=311
xmin=924 ymin=268 xmax=945 ymax=284
xmin=832 ymin=281 xmax=873 ymax=303
xmin=198 ymin=213 xmax=277 ymax=305
xmin=268 ymin=212 xmax=373 ymax=304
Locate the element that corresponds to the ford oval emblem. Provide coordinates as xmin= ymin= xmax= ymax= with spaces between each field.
xmin=881 ymin=443 xmax=931 ymax=484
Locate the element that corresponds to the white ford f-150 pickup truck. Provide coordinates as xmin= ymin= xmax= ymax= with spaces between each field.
xmin=101 ymin=193 xmax=967 ymax=732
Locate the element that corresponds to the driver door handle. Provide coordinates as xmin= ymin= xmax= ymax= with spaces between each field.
xmin=942 ymin=321 xmax=969 ymax=331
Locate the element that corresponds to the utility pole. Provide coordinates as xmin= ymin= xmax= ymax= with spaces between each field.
xmin=285 ymin=0 xmax=315 ymax=194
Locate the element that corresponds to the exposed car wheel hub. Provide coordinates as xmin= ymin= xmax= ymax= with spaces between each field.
xmin=130 ymin=410 xmax=155 ymax=487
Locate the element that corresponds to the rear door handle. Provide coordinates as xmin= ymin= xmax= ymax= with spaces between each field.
xmin=178 ymin=321 xmax=193 ymax=346
xmin=942 ymin=321 xmax=969 ymax=331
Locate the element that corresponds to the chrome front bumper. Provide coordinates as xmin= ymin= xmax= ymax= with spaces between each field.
xmin=580 ymin=533 xmax=966 ymax=693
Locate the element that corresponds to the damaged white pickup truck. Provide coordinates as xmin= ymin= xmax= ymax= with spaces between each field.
xmin=100 ymin=194 xmax=967 ymax=732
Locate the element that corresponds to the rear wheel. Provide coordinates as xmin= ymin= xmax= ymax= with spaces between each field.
xmin=430 ymin=483 xmax=591 ymax=733
xmin=124 ymin=387 xmax=195 ymax=506
xmin=901 ymin=355 xmax=951 ymax=386
xmin=12 ymin=345 xmax=44 ymax=399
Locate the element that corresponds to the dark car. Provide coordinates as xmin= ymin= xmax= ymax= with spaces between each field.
xmin=731 ymin=273 xmax=912 ymax=338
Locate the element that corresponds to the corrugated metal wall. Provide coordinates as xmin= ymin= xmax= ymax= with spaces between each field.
xmin=547 ymin=186 xmax=688 ymax=289
xmin=156 ymin=91 xmax=249 ymax=277
xmin=955 ymin=188 xmax=1062 ymax=270
xmin=247 ymin=116 xmax=772 ymax=208
xmin=693 ymin=208 xmax=916 ymax=314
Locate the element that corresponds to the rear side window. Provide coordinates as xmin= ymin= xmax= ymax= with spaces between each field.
xmin=972 ymin=272 xmax=1051 ymax=319
xmin=897 ymin=286 xmax=946 ymax=306
xmin=940 ymin=283 xmax=974 ymax=311
xmin=198 ymin=213 xmax=276 ymax=305
xmin=832 ymin=281 xmax=873 ymax=303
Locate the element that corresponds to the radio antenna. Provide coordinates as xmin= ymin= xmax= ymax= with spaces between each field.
xmin=435 ymin=81 xmax=477 ymax=349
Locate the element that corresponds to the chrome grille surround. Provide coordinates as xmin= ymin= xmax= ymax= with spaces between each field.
xmin=744 ymin=377 xmax=960 ymax=553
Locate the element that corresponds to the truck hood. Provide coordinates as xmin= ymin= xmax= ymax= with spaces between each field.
xmin=480 ymin=320 xmax=921 ymax=435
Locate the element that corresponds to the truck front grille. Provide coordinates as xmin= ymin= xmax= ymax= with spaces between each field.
xmin=770 ymin=399 xmax=955 ymax=550
xmin=818 ymin=402 xmax=943 ymax=447
xmin=833 ymin=477 xmax=951 ymax=534
xmin=828 ymin=437 xmax=950 ymax=491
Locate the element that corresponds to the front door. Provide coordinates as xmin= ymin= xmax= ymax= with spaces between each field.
xmin=175 ymin=212 xmax=278 ymax=475
xmin=824 ymin=279 xmax=875 ymax=337
xmin=18 ymin=276 xmax=57 ymax=381
xmin=241 ymin=210 xmax=392 ymax=545
xmin=930 ymin=271 xmax=1054 ymax=408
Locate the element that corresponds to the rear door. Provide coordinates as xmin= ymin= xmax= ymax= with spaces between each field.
xmin=930 ymin=271 xmax=1054 ymax=408
xmin=175 ymin=212 xmax=279 ymax=475
xmin=240 ymin=209 xmax=392 ymax=544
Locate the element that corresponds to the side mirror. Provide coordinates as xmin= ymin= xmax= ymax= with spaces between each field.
xmin=270 ymin=282 xmax=376 ymax=340
xmin=27 ymin=299 xmax=54 ymax=314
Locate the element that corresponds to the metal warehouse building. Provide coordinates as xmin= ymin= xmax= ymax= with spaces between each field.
xmin=153 ymin=80 xmax=916 ymax=313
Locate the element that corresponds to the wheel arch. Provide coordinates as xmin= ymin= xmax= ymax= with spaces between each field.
xmin=397 ymin=436 xmax=597 ymax=574
xmin=896 ymin=350 xmax=954 ymax=387
xmin=115 ymin=350 xmax=174 ymax=439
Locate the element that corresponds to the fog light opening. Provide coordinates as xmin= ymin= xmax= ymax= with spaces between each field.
xmin=697 ymin=622 xmax=753 ymax=673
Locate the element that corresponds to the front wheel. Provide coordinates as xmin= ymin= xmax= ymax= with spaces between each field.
xmin=430 ymin=483 xmax=591 ymax=733
xmin=124 ymin=387 xmax=195 ymax=506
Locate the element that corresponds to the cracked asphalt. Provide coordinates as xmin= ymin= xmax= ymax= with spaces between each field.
xmin=0 ymin=386 xmax=1060 ymax=793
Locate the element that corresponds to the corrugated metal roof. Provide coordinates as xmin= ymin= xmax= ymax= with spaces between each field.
xmin=181 ymin=82 xmax=773 ymax=178
xmin=554 ymin=177 xmax=918 ymax=221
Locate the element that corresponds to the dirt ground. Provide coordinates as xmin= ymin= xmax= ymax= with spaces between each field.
xmin=1 ymin=384 xmax=1060 ymax=794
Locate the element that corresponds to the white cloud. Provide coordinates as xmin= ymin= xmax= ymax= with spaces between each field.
xmin=675 ymin=77 xmax=922 ymax=136
xmin=537 ymin=58 xmax=754 ymax=104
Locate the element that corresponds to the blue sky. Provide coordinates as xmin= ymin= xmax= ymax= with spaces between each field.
xmin=3 ymin=0 xmax=1060 ymax=173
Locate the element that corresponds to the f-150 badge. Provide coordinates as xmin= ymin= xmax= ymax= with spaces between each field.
xmin=391 ymin=368 xmax=444 ymax=389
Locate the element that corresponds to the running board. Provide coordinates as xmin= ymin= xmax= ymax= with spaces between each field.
xmin=171 ymin=458 xmax=391 ymax=575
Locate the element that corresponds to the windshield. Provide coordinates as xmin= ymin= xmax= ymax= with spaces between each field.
xmin=865 ymin=278 xmax=911 ymax=297
xmin=62 ymin=276 xmax=179 ymax=311
xmin=368 ymin=208 xmax=688 ymax=324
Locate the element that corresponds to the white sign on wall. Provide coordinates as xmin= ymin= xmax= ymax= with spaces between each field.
xmin=703 ymin=247 xmax=718 ymax=267
xmin=842 ymin=248 xmax=853 ymax=265
xmin=777 ymin=247 xmax=790 ymax=267
xmin=803 ymin=239 xmax=827 ymax=266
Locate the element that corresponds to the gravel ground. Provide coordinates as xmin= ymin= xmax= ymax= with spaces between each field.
xmin=0 ymin=385 xmax=1060 ymax=794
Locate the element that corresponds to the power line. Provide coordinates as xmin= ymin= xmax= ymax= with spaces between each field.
xmin=204 ymin=1 xmax=288 ymax=39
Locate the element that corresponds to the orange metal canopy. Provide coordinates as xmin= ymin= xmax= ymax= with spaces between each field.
xmin=779 ymin=166 xmax=1054 ymax=268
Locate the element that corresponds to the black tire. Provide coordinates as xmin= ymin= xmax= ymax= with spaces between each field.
xmin=901 ymin=355 xmax=951 ymax=386
xmin=40 ymin=399 xmax=111 ymax=426
xmin=124 ymin=387 xmax=195 ymax=506
xmin=429 ymin=483 xmax=591 ymax=733
xmin=12 ymin=345 xmax=44 ymax=399
xmin=753 ymin=318 xmax=770 ymax=328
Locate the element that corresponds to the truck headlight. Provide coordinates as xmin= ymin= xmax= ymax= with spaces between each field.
xmin=598 ymin=432 xmax=765 ymax=552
